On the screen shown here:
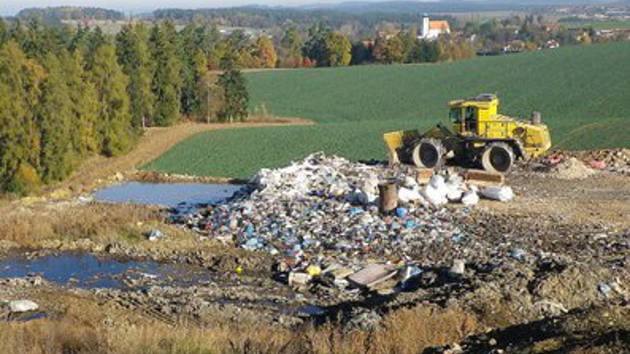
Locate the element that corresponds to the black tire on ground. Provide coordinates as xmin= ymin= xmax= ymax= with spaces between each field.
xmin=412 ymin=138 xmax=443 ymax=168
xmin=481 ymin=142 xmax=514 ymax=173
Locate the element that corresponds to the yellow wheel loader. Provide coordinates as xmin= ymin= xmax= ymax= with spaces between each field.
xmin=384 ymin=94 xmax=551 ymax=173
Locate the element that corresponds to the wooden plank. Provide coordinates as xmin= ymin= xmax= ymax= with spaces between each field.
xmin=464 ymin=169 xmax=505 ymax=186
xmin=348 ymin=264 xmax=398 ymax=289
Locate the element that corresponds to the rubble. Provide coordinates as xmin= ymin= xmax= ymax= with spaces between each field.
xmin=525 ymin=149 xmax=630 ymax=177
xmin=552 ymin=157 xmax=596 ymax=180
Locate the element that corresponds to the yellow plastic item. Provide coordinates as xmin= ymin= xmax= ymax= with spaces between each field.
xmin=306 ymin=265 xmax=322 ymax=277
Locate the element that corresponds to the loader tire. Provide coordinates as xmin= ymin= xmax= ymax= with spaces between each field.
xmin=412 ymin=138 xmax=443 ymax=169
xmin=482 ymin=142 xmax=514 ymax=173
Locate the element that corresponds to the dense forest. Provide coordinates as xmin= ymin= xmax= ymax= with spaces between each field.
xmin=0 ymin=19 xmax=248 ymax=195
xmin=16 ymin=7 xmax=125 ymax=24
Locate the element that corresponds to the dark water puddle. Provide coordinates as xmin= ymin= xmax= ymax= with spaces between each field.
xmin=295 ymin=305 xmax=327 ymax=317
xmin=0 ymin=252 xmax=212 ymax=290
xmin=4 ymin=311 xmax=48 ymax=322
xmin=93 ymin=182 xmax=243 ymax=207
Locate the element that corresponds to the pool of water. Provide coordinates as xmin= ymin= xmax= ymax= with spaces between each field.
xmin=0 ymin=252 xmax=212 ymax=289
xmin=93 ymin=182 xmax=243 ymax=207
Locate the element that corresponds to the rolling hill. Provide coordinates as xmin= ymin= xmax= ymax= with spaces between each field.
xmin=145 ymin=41 xmax=630 ymax=178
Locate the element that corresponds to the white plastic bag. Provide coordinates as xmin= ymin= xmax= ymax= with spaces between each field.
xmin=461 ymin=190 xmax=480 ymax=206
xmin=480 ymin=186 xmax=514 ymax=202
xmin=398 ymin=187 xmax=423 ymax=203
xmin=445 ymin=182 xmax=464 ymax=202
xmin=9 ymin=300 xmax=39 ymax=313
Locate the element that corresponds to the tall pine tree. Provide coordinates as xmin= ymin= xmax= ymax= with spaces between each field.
xmin=63 ymin=50 xmax=99 ymax=155
xmin=0 ymin=41 xmax=43 ymax=194
xmin=218 ymin=54 xmax=249 ymax=122
xmin=149 ymin=22 xmax=181 ymax=126
xmin=90 ymin=44 xmax=133 ymax=156
xmin=116 ymin=23 xmax=154 ymax=129
xmin=0 ymin=19 xmax=8 ymax=46
xmin=38 ymin=52 xmax=73 ymax=182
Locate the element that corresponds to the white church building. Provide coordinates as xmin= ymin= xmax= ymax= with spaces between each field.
xmin=418 ymin=14 xmax=451 ymax=40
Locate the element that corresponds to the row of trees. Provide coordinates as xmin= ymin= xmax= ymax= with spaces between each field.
xmin=354 ymin=30 xmax=475 ymax=65
xmin=0 ymin=19 xmax=249 ymax=195
xmin=275 ymin=24 xmax=474 ymax=68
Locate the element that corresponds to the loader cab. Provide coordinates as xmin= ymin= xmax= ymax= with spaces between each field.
xmin=448 ymin=94 xmax=499 ymax=136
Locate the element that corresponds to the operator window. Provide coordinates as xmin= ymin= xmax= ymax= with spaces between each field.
xmin=465 ymin=107 xmax=476 ymax=130
xmin=449 ymin=108 xmax=462 ymax=123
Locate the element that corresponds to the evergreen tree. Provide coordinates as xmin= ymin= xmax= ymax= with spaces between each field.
xmin=21 ymin=18 xmax=46 ymax=58
xmin=0 ymin=19 xmax=8 ymax=46
xmin=150 ymin=22 xmax=182 ymax=126
xmin=303 ymin=23 xmax=330 ymax=66
xmin=0 ymin=41 xmax=43 ymax=194
xmin=83 ymin=27 xmax=107 ymax=70
xmin=116 ymin=23 xmax=154 ymax=129
xmin=63 ymin=50 xmax=99 ymax=154
xmin=420 ymin=40 xmax=439 ymax=62
xmin=194 ymin=51 xmax=220 ymax=122
xmin=217 ymin=55 xmax=248 ymax=122
xmin=38 ymin=52 xmax=73 ymax=182
xmin=68 ymin=24 xmax=89 ymax=53
xmin=178 ymin=24 xmax=201 ymax=116
xmin=90 ymin=44 xmax=133 ymax=156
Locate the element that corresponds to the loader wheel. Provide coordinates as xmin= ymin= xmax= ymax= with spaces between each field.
xmin=482 ymin=143 xmax=514 ymax=173
xmin=412 ymin=138 xmax=443 ymax=168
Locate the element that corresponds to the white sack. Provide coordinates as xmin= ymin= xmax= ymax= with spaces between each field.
xmin=480 ymin=186 xmax=514 ymax=202
xmin=461 ymin=190 xmax=480 ymax=206
xmin=398 ymin=187 xmax=423 ymax=203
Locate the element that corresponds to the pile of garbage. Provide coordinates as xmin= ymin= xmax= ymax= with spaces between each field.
xmin=534 ymin=149 xmax=630 ymax=177
xmin=170 ymin=153 xmax=514 ymax=290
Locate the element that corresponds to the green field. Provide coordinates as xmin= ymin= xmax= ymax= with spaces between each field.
xmin=145 ymin=42 xmax=630 ymax=178
xmin=563 ymin=20 xmax=630 ymax=30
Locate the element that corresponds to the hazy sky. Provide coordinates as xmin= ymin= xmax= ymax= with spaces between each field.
xmin=1 ymin=0 xmax=344 ymax=16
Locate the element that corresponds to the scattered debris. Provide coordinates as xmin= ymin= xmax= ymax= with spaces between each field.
xmin=146 ymin=229 xmax=165 ymax=242
xmin=288 ymin=272 xmax=311 ymax=288
xmin=8 ymin=300 xmax=39 ymax=313
xmin=449 ymin=259 xmax=466 ymax=277
xmin=347 ymin=264 xmax=398 ymax=289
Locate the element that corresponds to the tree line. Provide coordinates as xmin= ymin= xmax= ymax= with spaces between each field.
xmin=0 ymin=19 xmax=248 ymax=195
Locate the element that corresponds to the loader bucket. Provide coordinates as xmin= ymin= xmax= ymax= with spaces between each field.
xmin=383 ymin=130 xmax=422 ymax=165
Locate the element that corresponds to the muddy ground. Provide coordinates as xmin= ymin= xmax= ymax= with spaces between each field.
xmin=1 ymin=163 xmax=629 ymax=353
